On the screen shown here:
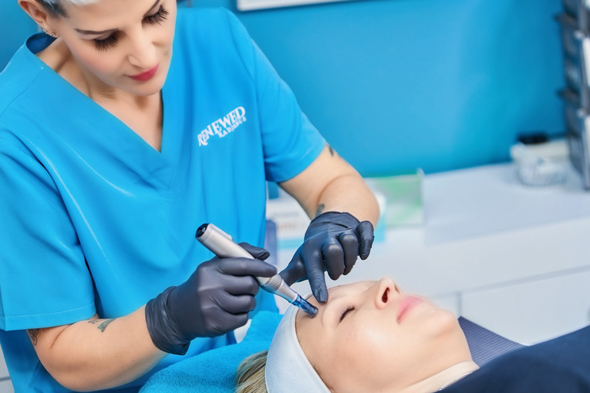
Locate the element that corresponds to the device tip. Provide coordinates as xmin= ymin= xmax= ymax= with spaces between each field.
xmin=195 ymin=223 xmax=209 ymax=238
xmin=294 ymin=296 xmax=318 ymax=318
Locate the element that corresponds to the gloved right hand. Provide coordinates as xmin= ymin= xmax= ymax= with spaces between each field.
xmin=145 ymin=243 xmax=276 ymax=355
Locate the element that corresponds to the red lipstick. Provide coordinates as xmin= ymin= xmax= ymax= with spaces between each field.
xmin=129 ymin=64 xmax=159 ymax=82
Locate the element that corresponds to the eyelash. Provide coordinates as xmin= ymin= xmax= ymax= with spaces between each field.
xmin=339 ymin=306 xmax=354 ymax=322
xmin=93 ymin=5 xmax=169 ymax=52
xmin=145 ymin=5 xmax=169 ymax=25
xmin=94 ymin=32 xmax=120 ymax=52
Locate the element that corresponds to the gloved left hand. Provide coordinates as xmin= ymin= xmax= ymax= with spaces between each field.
xmin=279 ymin=211 xmax=374 ymax=303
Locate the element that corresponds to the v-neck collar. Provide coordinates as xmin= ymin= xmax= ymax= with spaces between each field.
xmin=22 ymin=33 xmax=181 ymax=188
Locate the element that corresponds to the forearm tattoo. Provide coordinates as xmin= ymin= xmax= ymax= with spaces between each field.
xmin=88 ymin=318 xmax=115 ymax=332
xmin=26 ymin=318 xmax=115 ymax=347
xmin=315 ymin=203 xmax=325 ymax=217
xmin=27 ymin=329 xmax=39 ymax=346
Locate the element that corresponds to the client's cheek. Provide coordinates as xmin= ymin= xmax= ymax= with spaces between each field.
xmin=316 ymin=352 xmax=351 ymax=393
xmin=346 ymin=323 xmax=404 ymax=367
xmin=295 ymin=318 xmax=324 ymax=362
xmin=326 ymin=343 xmax=388 ymax=393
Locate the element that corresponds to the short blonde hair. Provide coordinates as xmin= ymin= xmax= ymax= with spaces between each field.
xmin=236 ymin=351 xmax=268 ymax=393
xmin=35 ymin=0 xmax=99 ymax=16
xmin=41 ymin=0 xmax=98 ymax=5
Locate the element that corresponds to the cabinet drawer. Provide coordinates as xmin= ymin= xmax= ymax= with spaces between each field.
xmin=461 ymin=270 xmax=590 ymax=345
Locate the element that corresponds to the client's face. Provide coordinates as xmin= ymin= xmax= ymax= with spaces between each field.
xmin=296 ymin=278 xmax=472 ymax=393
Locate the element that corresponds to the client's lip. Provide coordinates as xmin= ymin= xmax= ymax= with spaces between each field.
xmin=128 ymin=64 xmax=159 ymax=82
xmin=396 ymin=296 xmax=424 ymax=323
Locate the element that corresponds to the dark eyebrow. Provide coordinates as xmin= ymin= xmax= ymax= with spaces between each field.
xmin=74 ymin=0 xmax=161 ymax=35
xmin=75 ymin=27 xmax=117 ymax=35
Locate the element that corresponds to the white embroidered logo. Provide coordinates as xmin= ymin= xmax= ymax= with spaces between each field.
xmin=198 ymin=106 xmax=247 ymax=146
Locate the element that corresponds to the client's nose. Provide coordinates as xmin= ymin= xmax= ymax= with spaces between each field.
xmin=374 ymin=277 xmax=400 ymax=309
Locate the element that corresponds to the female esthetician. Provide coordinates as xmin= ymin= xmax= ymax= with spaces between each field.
xmin=0 ymin=0 xmax=379 ymax=391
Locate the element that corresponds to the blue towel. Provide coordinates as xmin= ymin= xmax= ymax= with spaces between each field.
xmin=140 ymin=311 xmax=281 ymax=393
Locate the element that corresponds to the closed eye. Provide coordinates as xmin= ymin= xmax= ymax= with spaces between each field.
xmin=92 ymin=5 xmax=169 ymax=51
xmin=339 ymin=306 xmax=354 ymax=322
xmin=94 ymin=32 xmax=120 ymax=51
xmin=144 ymin=5 xmax=169 ymax=25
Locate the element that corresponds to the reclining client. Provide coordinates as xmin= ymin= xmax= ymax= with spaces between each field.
xmin=236 ymin=277 xmax=590 ymax=393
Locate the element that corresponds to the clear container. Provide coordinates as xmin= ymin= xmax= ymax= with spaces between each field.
xmin=510 ymin=143 xmax=568 ymax=187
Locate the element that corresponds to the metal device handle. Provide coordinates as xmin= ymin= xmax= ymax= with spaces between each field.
xmin=196 ymin=223 xmax=298 ymax=302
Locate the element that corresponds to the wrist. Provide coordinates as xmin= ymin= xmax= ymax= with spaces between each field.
xmin=309 ymin=211 xmax=359 ymax=229
xmin=145 ymin=287 xmax=190 ymax=355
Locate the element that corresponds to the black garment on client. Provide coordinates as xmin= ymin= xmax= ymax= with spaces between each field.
xmin=442 ymin=325 xmax=590 ymax=392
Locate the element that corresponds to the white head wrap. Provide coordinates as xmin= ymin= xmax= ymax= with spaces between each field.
xmin=265 ymin=305 xmax=331 ymax=393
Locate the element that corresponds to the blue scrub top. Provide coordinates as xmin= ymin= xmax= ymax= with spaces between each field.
xmin=0 ymin=7 xmax=325 ymax=392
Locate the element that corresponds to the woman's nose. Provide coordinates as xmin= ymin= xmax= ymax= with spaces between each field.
xmin=374 ymin=277 xmax=400 ymax=309
xmin=127 ymin=30 xmax=158 ymax=69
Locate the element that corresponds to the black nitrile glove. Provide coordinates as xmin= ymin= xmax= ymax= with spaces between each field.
xmin=279 ymin=211 xmax=374 ymax=303
xmin=145 ymin=243 xmax=276 ymax=355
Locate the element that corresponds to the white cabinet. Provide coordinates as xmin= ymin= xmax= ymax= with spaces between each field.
xmin=0 ymin=344 xmax=13 ymax=392
xmin=461 ymin=270 xmax=590 ymax=345
xmin=0 ymin=346 xmax=7 ymax=379
xmin=276 ymin=164 xmax=590 ymax=349
xmin=0 ymin=380 xmax=14 ymax=393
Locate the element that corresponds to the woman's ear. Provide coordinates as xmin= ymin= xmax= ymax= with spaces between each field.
xmin=18 ymin=0 xmax=54 ymax=31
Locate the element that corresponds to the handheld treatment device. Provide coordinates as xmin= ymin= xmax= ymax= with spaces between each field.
xmin=196 ymin=223 xmax=318 ymax=318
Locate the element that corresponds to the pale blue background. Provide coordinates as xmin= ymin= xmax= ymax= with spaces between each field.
xmin=0 ymin=0 xmax=566 ymax=175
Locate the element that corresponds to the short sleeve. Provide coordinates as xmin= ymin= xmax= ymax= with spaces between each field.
xmin=0 ymin=138 xmax=95 ymax=331
xmin=223 ymin=10 xmax=326 ymax=183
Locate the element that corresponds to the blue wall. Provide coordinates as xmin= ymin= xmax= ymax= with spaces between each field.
xmin=1 ymin=0 xmax=565 ymax=175
xmin=0 ymin=1 xmax=38 ymax=68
